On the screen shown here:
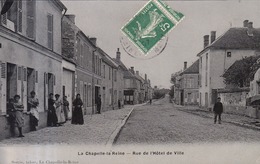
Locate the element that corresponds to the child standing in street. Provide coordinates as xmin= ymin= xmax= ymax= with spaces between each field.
xmin=213 ymin=97 xmax=223 ymax=124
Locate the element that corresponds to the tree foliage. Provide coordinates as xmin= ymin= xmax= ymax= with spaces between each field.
xmin=223 ymin=56 xmax=260 ymax=87
xmin=169 ymin=85 xmax=174 ymax=98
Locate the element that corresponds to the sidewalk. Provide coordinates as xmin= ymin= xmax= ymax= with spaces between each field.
xmin=0 ymin=106 xmax=134 ymax=146
xmin=174 ymin=104 xmax=260 ymax=131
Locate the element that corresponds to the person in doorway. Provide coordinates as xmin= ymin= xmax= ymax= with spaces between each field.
xmin=27 ymin=91 xmax=39 ymax=131
xmin=6 ymin=98 xmax=16 ymax=137
xmin=71 ymin=94 xmax=84 ymax=125
xmin=213 ymin=97 xmax=223 ymax=124
xmin=13 ymin=95 xmax=25 ymax=137
xmin=63 ymin=96 xmax=70 ymax=122
xmin=55 ymin=94 xmax=65 ymax=126
xmin=47 ymin=93 xmax=58 ymax=127
xmin=118 ymin=99 xmax=121 ymax=109
xmin=96 ymin=95 xmax=102 ymax=114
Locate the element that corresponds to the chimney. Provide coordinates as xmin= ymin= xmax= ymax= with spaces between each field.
xmin=247 ymin=22 xmax=253 ymax=36
xmin=204 ymin=35 xmax=209 ymax=48
xmin=116 ymin=48 xmax=121 ymax=61
xmin=90 ymin=37 xmax=97 ymax=46
xmin=184 ymin=61 xmax=187 ymax=70
xmin=243 ymin=20 xmax=249 ymax=27
xmin=65 ymin=15 xmax=75 ymax=24
xmin=210 ymin=31 xmax=216 ymax=44
xmin=136 ymin=71 xmax=139 ymax=76
xmin=130 ymin=67 xmax=134 ymax=74
xmin=145 ymin=74 xmax=147 ymax=81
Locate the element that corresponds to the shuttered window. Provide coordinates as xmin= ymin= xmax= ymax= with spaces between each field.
xmin=1 ymin=0 xmax=7 ymax=25
xmin=1 ymin=63 xmax=6 ymax=78
xmin=35 ymin=71 xmax=38 ymax=83
xmin=26 ymin=0 xmax=35 ymax=39
xmin=23 ymin=68 xmax=26 ymax=81
xmin=17 ymin=0 xmax=22 ymax=32
xmin=18 ymin=66 xmax=22 ymax=80
xmin=47 ymin=14 xmax=53 ymax=50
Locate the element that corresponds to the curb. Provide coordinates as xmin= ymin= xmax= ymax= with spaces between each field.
xmin=175 ymin=108 xmax=260 ymax=131
xmin=105 ymin=106 xmax=135 ymax=147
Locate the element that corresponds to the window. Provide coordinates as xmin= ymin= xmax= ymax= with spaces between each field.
xmin=227 ymin=52 xmax=231 ymax=57
xmin=205 ymin=53 xmax=208 ymax=87
xmin=47 ymin=14 xmax=53 ymax=50
xmin=17 ymin=0 xmax=22 ymax=32
xmin=103 ymin=65 xmax=105 ymax=78
xmin=109 ymin=67 xmax=111 ymax=80
xmin=1 ymin=0 xmax=7 ymax=26
xmin=114 ymin=70 xmax=117 ymax=81
xmin=26 ymin=0 xmax=35 ymax=39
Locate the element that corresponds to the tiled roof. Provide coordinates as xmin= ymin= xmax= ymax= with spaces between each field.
xmin=181 ymin=59 xmax=199 ymax=75
xmin=197 ymin=28 xmax=260 ymax=56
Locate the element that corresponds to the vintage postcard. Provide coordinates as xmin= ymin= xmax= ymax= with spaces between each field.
xmin=0 ymin=0 xmax=260 ymax=163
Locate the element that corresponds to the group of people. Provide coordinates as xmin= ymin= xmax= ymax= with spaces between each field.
xmin=6 ymin=91 xmax=86 ymax=137
xmin=47 ymin=93 xmax=84 ymax=126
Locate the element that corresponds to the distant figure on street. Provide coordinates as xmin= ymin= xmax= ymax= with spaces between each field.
xmin=47 ymin=93 xmax=58 ymax=127
xmin=13 ymin=95 xmax=25 ymax=137
xmin=6 ymin=98 xmax=16 ymax=137
xmin=55 ymin=94 xmax=65 ymax=126
xmin=72 ymin=94 xmax=84 ymax=125
xmin=96 ymin=95 xmax=102 ymax=114
xmin=213 ymin=97 xmax=223 ymax=124
xmin=149 ymin=99 xmax=152 ymax=105
xmin=63 ymin=96 xmax=70 ymax=122
xmin=28 ymin=91 xmax=39 ymax=131
xmin=118 ymin=99 xmax=121 ymax=109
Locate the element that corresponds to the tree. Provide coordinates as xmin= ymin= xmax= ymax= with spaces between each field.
xmin=223 ymin=56 xmax=260 ymax=87
xmin=169 ymin=85 xmax=174 ymax=98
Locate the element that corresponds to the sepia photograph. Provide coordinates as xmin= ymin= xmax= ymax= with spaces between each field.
xmin=0 ymin=0 xmax=260 ymax=163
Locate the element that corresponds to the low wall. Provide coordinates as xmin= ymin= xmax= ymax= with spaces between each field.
xmin=0 ymin=112 xmax=47 ymax=141
xmin=223 ymin=105 xmax=258 ymax=118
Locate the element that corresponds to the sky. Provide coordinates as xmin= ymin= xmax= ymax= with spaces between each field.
xmin=61 ymin=0 xmax=260 ymax=89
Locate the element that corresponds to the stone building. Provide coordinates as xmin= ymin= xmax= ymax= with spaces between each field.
xmin=197 ymin=20 xmax=260 ymax=108
xmin=99 ymin=48 xmax=124 ymax=111
xmin=62 ymin=15 xmax=102 ymax=115
xmin=178 ymin=60 xmax=199 ymax=106
xmin=0 ymin=0 xmax=66 ymax=139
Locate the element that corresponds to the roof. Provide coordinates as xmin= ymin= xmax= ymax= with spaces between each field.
xmin=181 ymin=59 xmax=199 ymax=75
xmin=97 ymin=48 xmax=118 ymax=68
xmin=197 ymin=27 xmax=260 ymax=56
xmin=222 ymin=55 xmax=260 ymax=81
xmin=113 ymin=58 xmax=129 ymax=71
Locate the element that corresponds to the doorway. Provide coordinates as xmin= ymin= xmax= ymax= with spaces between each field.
xmin=7 ymin=63 xmax=17 ymax=101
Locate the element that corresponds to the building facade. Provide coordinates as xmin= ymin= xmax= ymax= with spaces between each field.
xmin=0 ymin=0 xmax=66 ymax=139
xmin=197 ymin=20 xmax=260 ymax=108
xmin=62 ymin=15 xmax=102 ymax=115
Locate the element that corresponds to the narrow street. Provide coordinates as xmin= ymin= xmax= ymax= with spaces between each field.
xmin=115 ymin=96 xmax=260 ymax=145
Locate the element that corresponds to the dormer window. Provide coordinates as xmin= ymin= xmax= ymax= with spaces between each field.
xmin=227 ymin=52 xmax=232 ymax=57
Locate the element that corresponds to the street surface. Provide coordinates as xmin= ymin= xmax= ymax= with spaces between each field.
xmin=115 ymin=96 xmax=260 ymax=145
xmin=0 ymin=107 xmax=133 ymax=145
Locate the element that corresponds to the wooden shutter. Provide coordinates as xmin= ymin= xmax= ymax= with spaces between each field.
xmin=26 ymin=0 xmax=35 ymax=39
xmin=1 ymin=0 xmax=7 ymax=26
xmin=17 ymin=0 xmax=22 ymax=32
xmin=47 ymin=14 xmax=53 ymax=49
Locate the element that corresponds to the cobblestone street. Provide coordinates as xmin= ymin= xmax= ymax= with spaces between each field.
xmin=115 ymin=97 xmax=260 ymax=145
xmin=0 ymin=107 xmax=133 ymax=145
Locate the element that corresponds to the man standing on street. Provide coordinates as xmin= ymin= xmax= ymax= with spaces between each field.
xmin=213 ymin=97 xmax=223 ymax=124
xmin=96 ymin=95 xmax=102 ymax=114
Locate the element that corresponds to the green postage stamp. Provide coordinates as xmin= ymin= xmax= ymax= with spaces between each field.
xmin=121 ymin=0 xmax=184 ymax=55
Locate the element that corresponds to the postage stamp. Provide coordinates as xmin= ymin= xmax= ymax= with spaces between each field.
xmin=121 ymin=0 xmax=184 ymax=56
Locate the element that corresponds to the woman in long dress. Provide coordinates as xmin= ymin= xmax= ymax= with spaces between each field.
xmin=71 ymin=94 xmax=84 ymax=125
xmin=55 ymin=94 xmax=65 ymax=126
xmin=47 ymin=93 xmax=58 ymax=127
xmin=28 ymin=91 xmax=39 ymax=131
